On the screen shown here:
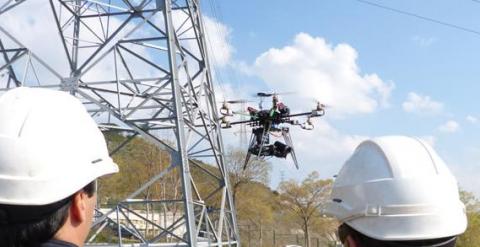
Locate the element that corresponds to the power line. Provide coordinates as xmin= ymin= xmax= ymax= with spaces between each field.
xmin=356 ymin=0 xmax=480 ymax=37
xmin=203 ymin=0 xmax=228 ymax=97
xmin=205 ymin=0 xmax=247 ymax=106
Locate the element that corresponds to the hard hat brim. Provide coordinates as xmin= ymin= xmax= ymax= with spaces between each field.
xmin=346 ymin=204 xmax=467 ymax=241
xmin=324 ymin=176 xmax=468 ymax=241
xmin=0 ymin=158 xmax=119 ymax=206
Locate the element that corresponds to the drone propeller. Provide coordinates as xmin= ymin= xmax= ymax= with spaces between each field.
xmin=226 ymin=99 xmax=253 ymax=104
xmin=256 ymin=91 xmax=296 ymax=97
xmin=256 ymin=92 xmax=273 ymax=97
xmin=219 ymin=99 xmax=253 ymax=116
xmin=315 ymin=100 xmax=332 ymax=111
xmin=218 ymin=99 xmax=252 ymax=105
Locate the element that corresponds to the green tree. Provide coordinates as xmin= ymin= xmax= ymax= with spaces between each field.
xmin=225 ymin=147 xmax=271 ymax=202
xmin=278 ymin=172 xmax=334 ymax=247
xmin=457 ymin=190 xmax=480 ymax=247
xmin=236 ymin=182 xmax=275 ymax=246
xmin=98 ymin=133 xmax=177 ymax=206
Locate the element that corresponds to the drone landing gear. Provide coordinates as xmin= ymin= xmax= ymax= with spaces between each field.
xmin=282 ymin=128 xmax=299 ymax=170
xmin=243 ymin=127 xmax=298 ymax=170
xmin=243 ymin=127 xmax=268 ymax=170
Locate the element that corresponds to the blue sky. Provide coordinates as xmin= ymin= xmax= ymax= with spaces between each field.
xmin=200 ymin=0 xmax=480 ymax=195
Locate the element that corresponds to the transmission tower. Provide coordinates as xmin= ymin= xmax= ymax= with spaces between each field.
xmin=0 ymin=0 xmax=240 ymax=246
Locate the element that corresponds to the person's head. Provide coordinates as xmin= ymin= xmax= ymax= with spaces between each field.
xmin=338 ymin=223 xmax=457 ymax=247
xmin=0 ymin=87 xmax=119 ymax=247
xmin=324 ymin=136 xmax=467 ymax=247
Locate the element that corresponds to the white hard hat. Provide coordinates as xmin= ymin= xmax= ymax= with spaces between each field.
xmin=324 ymin=136 xmax=467 ymax=241
xmin=0 ymin=87 xmax=119 ymax=206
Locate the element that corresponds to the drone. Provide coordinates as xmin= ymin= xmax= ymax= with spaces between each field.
xmin=219 ymin=92 xmax=326 ymax=170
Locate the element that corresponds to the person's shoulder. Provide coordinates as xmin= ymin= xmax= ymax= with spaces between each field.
xmin=39 ymin=239 xmax=78 ymax=247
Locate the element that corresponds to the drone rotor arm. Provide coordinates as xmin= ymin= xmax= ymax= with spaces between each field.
xmin=244 ymin=133 xmax=258 ymax=170
xmin=226 ymin=119 xmax=258 ymax=126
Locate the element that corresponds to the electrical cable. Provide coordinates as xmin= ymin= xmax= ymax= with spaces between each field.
xmin=356 ymin=0 xmax=480 ymax=37
xmin=205 ymin=0 xmax=245 ymax=100
xmin=211 ymin=0 xmax=242 ymax=87
xmin=204 ymin=0 xmax=228 ymax=97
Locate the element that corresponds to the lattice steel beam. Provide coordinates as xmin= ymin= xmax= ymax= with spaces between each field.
xmin=0 ymin=0 xmax=240 ymax=245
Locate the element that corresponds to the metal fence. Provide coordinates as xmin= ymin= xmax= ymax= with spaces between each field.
xmin=238 ymin=225 xmax=339 ymax=247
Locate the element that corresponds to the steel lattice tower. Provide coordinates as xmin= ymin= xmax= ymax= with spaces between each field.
xmin=0 ymin=0 xmax=240 ymax=246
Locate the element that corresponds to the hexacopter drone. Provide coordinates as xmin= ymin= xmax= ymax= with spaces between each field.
xmin=219 ymin=92 xmax=326 ymax=170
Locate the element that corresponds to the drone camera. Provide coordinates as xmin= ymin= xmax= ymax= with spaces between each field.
xmin=273 ymin=141 xmax=292 ymax=158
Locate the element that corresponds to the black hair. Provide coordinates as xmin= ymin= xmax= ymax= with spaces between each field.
xmin=339 ymin=223 xmax=457 ymax=247
xmin=0 ymin=181 xmax=96 ymax=247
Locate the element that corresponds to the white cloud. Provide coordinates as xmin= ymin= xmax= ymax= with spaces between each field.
xmin=452 ymin=164 xmax=480 ymax=198
xmin=223 ymin=118 xmax=369 ymax=184
xmin=225 ymin=33 xmax=397 ymax=182
xmin=448 ymin=147 xmax=480 ymax=197
xmin=214 ymin=82 xmax=252 ymax=105
xmin=419 ymin=135 xmax=436 ymax=147
xmin=402 ymin=92 xmax=444 ymax=115
xmin=252 ymin=33 xmax=394 ymax=117
xmin=203 ymin=16 xmax=234 ymax=68
xmin=283 ymin=120 xmax=369 ymax=181
xmin=1 ymin=2 xmax=69 ymax=79
xmin=438 ymin=120 xmax=460 ymax=133
xmin=411 ymin=36 xmax=437 ymax=47
xmin=466 ymin=115 xmax=478 ymax=124
xmin=293 ymin=120 xmax=367 ymax=165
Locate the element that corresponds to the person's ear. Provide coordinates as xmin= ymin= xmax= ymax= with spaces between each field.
xmin=345 ymin=235 xmax=359 ymax=247
xmin=70 ymin=191 xmax=88 ymax=223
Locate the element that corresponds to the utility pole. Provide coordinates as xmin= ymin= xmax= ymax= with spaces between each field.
xmin=273 ymin=230 xmax=276 ymax=247
xmin=0 ymin=0 xmax=240 ymax=246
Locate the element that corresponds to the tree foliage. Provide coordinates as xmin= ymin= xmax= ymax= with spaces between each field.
xmin=457 ymin=190 xmax=480 ymax=247
xmin=277 ymin=172 xmax=335 ymax=247
xmin=225 ymin=147 xmax=271 ymax=202
xmin=98 ymin=132 xmax=179 ymax=208
xmin=97 ymin=136 xmax=337 ymax=245
xmin=236 ymin=182 xmax=275 ymax=226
